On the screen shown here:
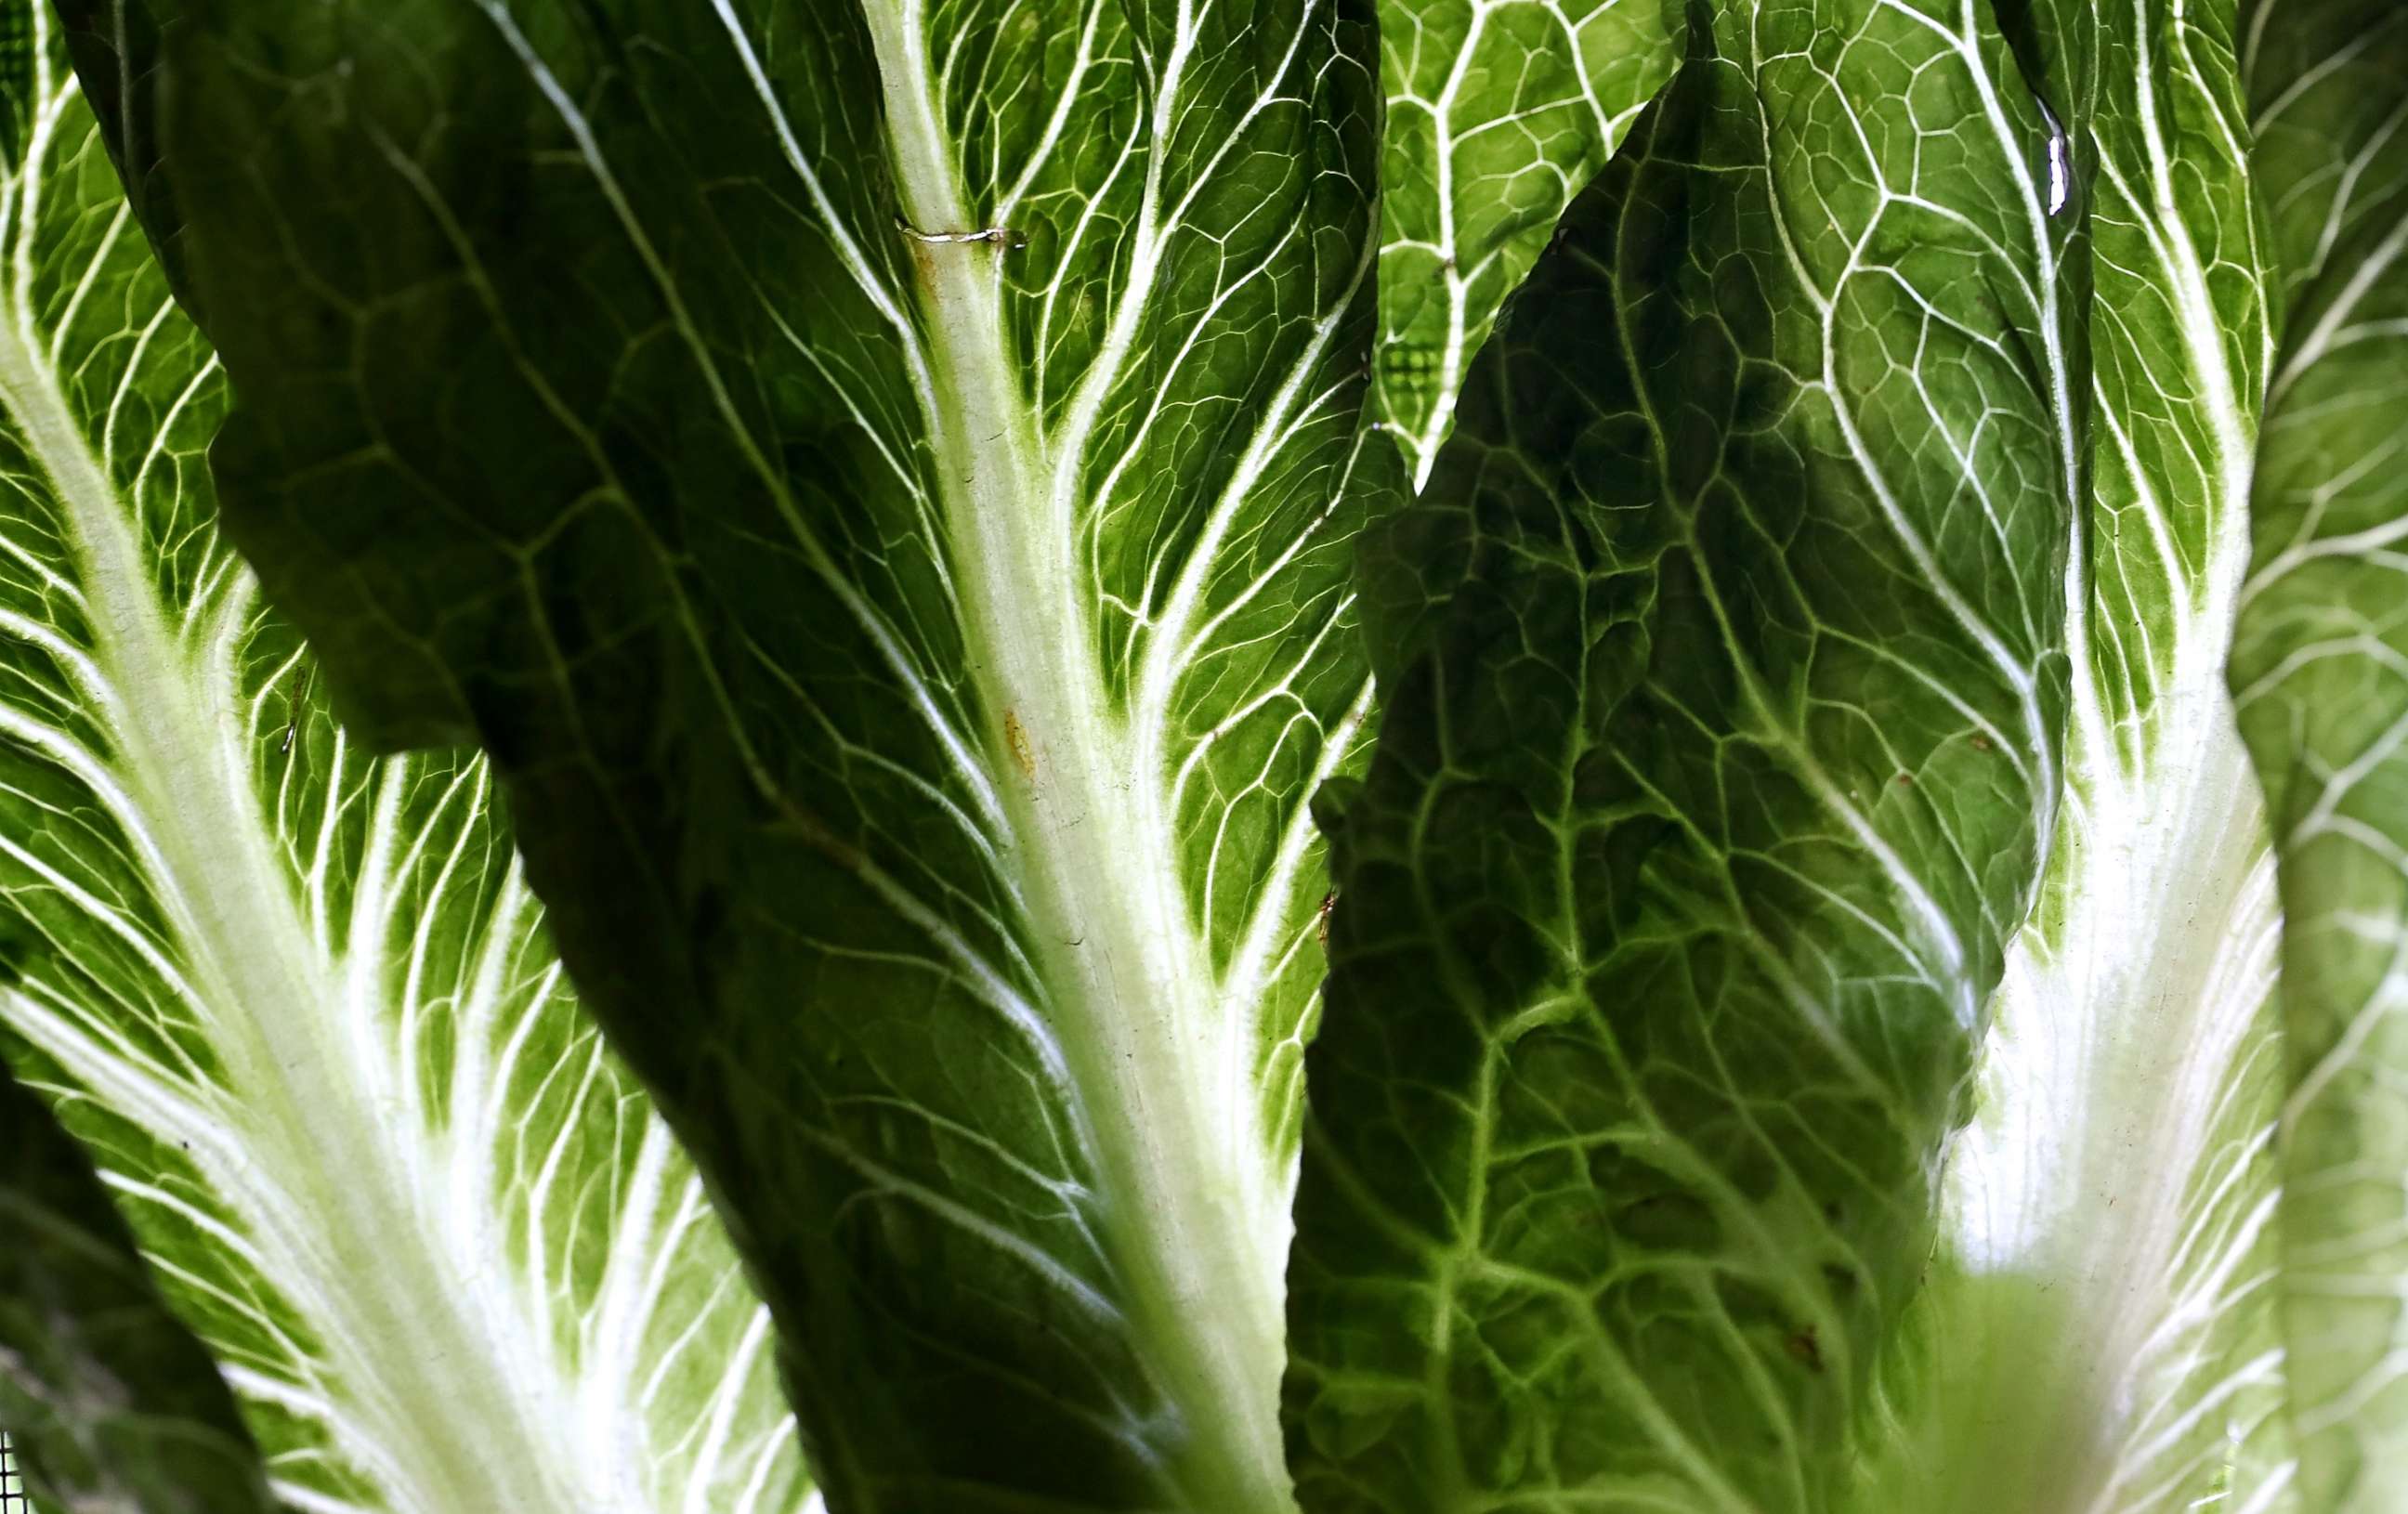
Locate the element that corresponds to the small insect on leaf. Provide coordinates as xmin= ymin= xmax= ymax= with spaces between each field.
xmin=1316 ymin=890 xmax=1337 ymax=946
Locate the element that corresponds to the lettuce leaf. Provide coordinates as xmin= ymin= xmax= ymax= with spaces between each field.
xmin=1373 ymin=0 xmax=1682 ymax=484
xmin=0 ymin=1058 xmax=273 ymax=1514
xmin=0 ymin=6 xmax=806 ymax=1507
xmin=65 ymin=0 xmax=1389 ymax=1507
xmin=1289 ymin=3 xmax=2089 ymax=1505
xmin=31 ymin=0 xmax=2408 ymax=1508
xmin=2231 ymin=2 xmax=2408 ymax=1507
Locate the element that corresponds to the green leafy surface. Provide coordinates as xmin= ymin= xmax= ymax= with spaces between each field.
xmin=1373 ymin=0 xmax=1682 ymax=486
xmin=1287 ymin=3 xmax=2089 ymax=1507
xmin=85 ymin=1 xmax=1388 ymax=1509
xmin=1868 ymin=1 xmax=2295 ymax=1507
xmin=2 ymin=6 xmax=808 ymax=1509
xmin=0 ymin=1059 xmax=273 ymax=1514
xmin=2230 ymin=1 xmax=2408 ymax=1507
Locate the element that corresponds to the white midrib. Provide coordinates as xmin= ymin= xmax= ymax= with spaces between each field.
xmin=866 ymin=10 xmax=1294 ymax=1513
xmin=1935 ymin=664 xmax=2279 ymax=1510
xmin=0 ymin=320 xmax=600 ymax=1514
xmin=1930 ymin=371 xmax=2278 ymax=1514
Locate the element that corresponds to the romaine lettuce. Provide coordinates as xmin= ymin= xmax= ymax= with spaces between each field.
xmin=6 ymin=1 xmax=2408 ymax=1512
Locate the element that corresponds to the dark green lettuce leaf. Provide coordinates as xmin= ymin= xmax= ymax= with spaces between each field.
xmin=1286 ymin=3 xmax=2091 ymax=1507
xmin=0 ymin=1059 xmax=273 ymax=1514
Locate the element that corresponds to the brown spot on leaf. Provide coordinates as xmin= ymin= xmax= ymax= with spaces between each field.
xmin=1004 ymin=709 xmax=1037 ymax=781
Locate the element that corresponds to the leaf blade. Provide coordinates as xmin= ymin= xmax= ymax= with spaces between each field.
xmin=1287 ymin=4 xmax=2089 ymax=1507
xmin=0 ymin=1058 xmax=275 ymax=1514
xmin=1 ymin=5 xmax=809 ymax=1507
xmin=1851 ymin=1 xmax=2297 ymax=1507
xmin=1373 ymin=0 xmax=1683 ymax=487
xmin=2230 ymin=2 xmax=2408 ymax=1505
xmin=96 ymin=1 xmax=1390 ymax=1507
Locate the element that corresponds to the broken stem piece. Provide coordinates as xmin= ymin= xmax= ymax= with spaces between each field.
xmin=894 ymin=214 xmax=1022 ymax=247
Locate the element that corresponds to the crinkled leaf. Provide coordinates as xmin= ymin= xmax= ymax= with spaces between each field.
xmin=1286 ymin=3 xmax=2088 ymax=1507
xmin=2 ymin=5 xmax=808 ymax=1509
xmin=2229 ymin=2 xmax=2408 ymax=1507
xmin=85 ymin=1 xmax=1387 ymax=1509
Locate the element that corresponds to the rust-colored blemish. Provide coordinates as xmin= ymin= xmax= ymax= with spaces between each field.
xmin=1003 ymin=709 xmax=1037 ymax=781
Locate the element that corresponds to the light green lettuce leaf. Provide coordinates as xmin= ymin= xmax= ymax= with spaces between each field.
xmin=76 ymin=0 xmax=1387 ymax=1508
xmin=0 ymin=1058 xmax=273 ymax=1514
xmin=0 ymin=6 xmax=809 ymax=1510
xmin=1287 ymin=2 xmax=2089 ymax=1507
xmin=2229 ymin=1 xmax=2408 ymax=1507
xmin=1862 ymin=0 xmax=2296 ymax=1507
xmin=1374 ymin=0 xmax=1682 ymax=486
